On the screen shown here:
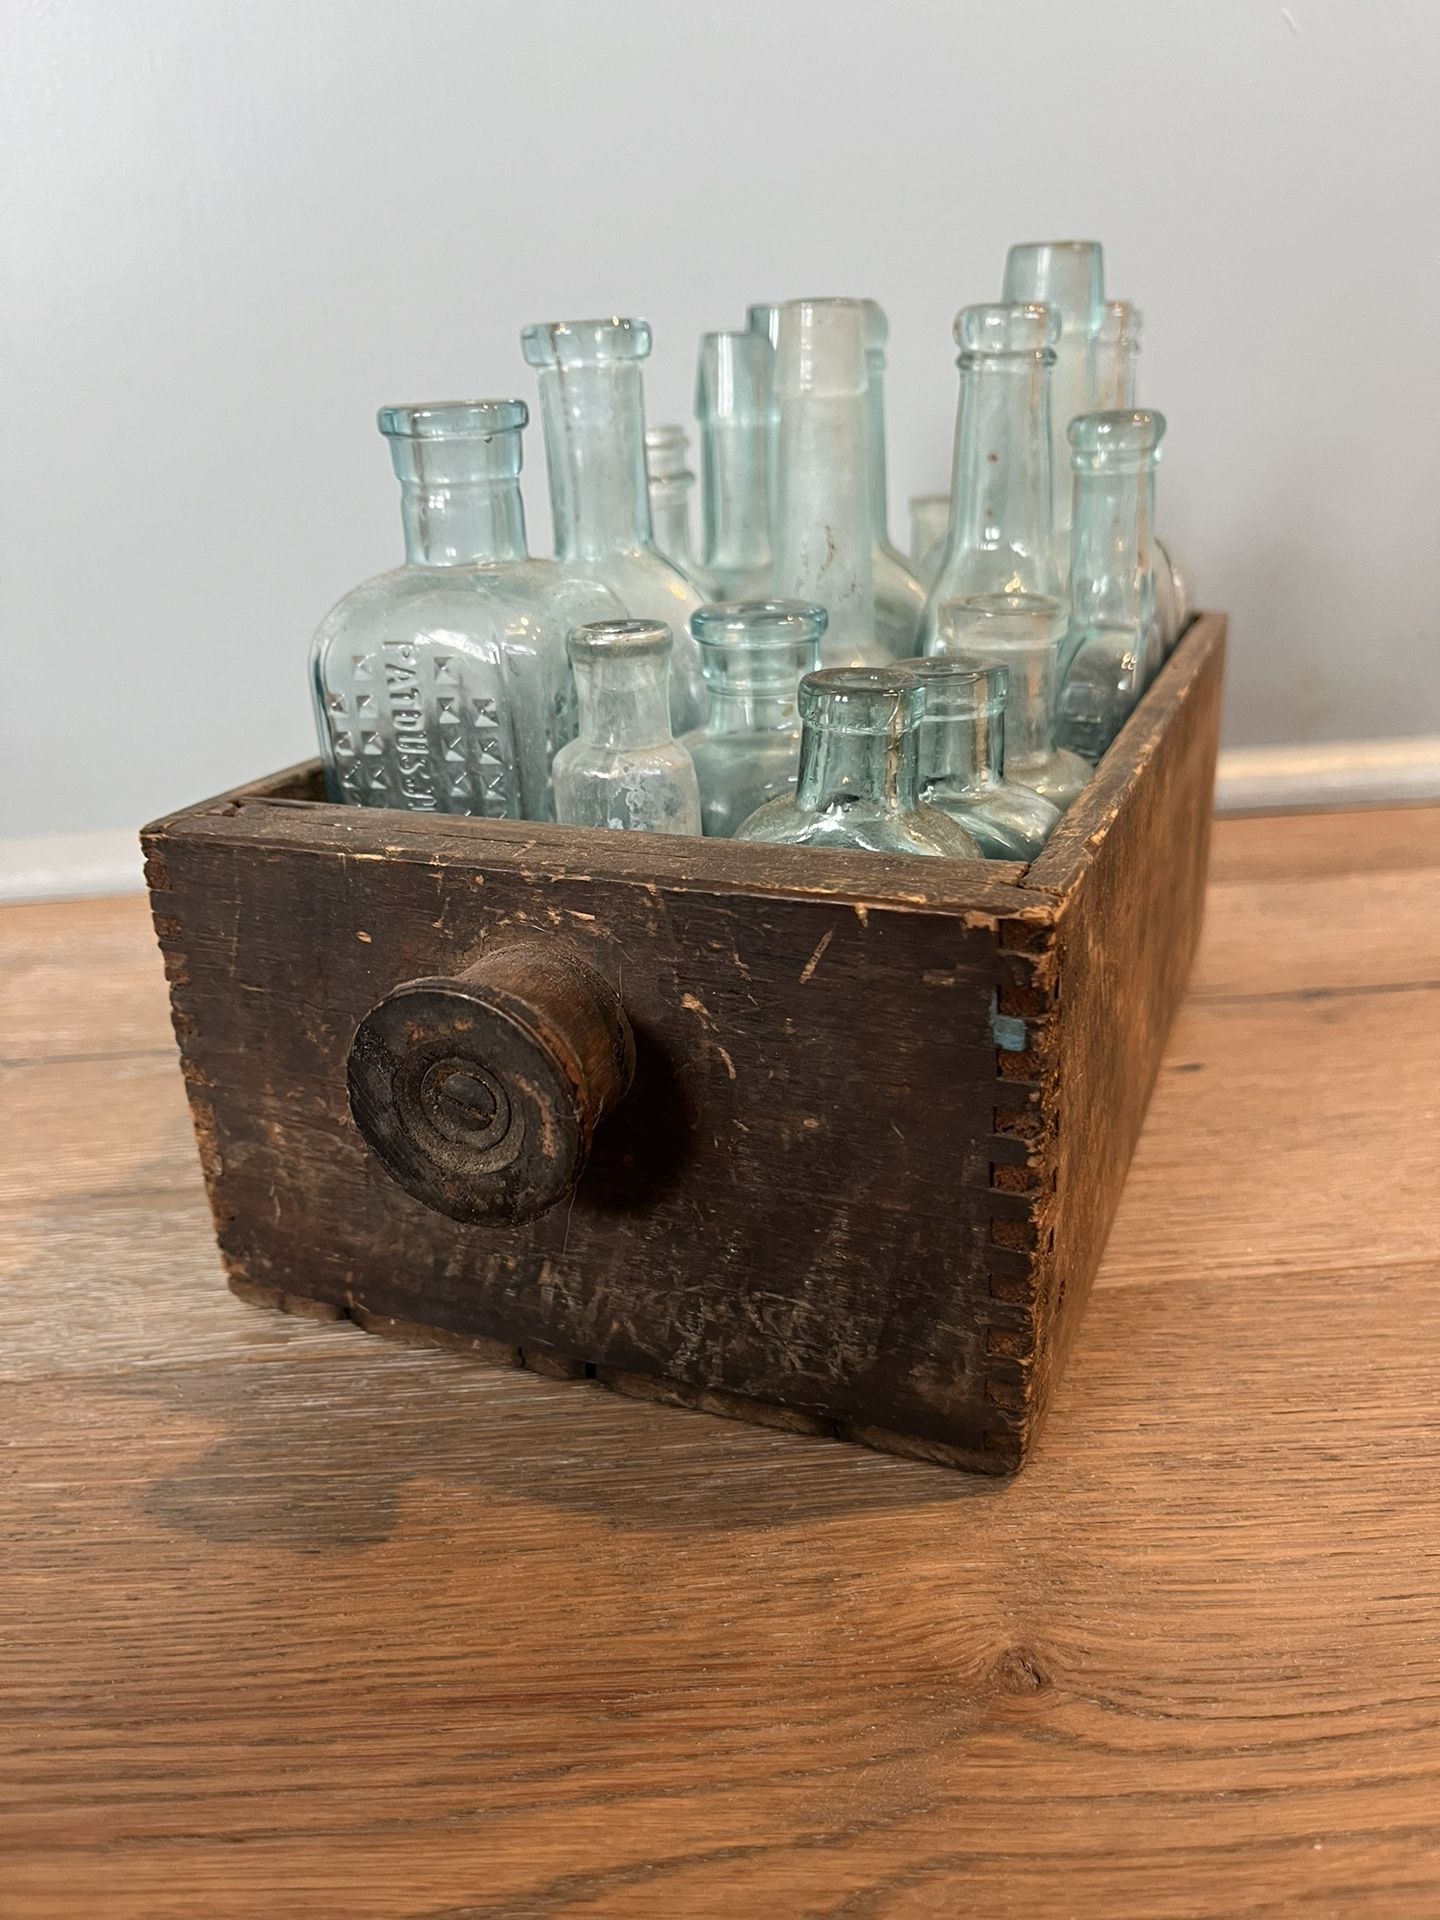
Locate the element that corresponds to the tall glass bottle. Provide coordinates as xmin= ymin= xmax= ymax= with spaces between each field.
xmin=695 ymin=333 xmax=773 ymax=600
xmin=552 ymin=620 xmax=701 ymax=835
xmin=907 ymin=661 xmax=1061 ymax=858
xmin=1056 ymin=411 xmax=1165 ymax=762
xmin=1001 ymin=240 xmax=1105 ymax=564
xmin=772 ymin=298 xmax=891 ymax=669
xmin=1092 ymin=299 xmax=1189 ymax=643
xmin=645 ymin=423 xmax=716 ymax=598
xmin=744 ymin=303 xmax=782 ymax=540
xmin=932 ymin=592 xmax=1091 ymax=810
xmin=735 ymin=667 xmax=979 ymax=856
xmin=908 ymin=493 xmax=950 ymax=587
xmin=920 ymin=303 xmax=1064 ymax=655
xmin=863 ymin=300 xmax=927 ymax=656
xmin=521 ymin=317 xmax=706 ymax=732
xmin=681 ymin=600 xmax=826 ymax=837
xmin=309 ymin=399 xmax=618 ymax=821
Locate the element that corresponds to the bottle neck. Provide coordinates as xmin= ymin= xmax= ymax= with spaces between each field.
xmin=700 ymin=419 xmax=771 ymax=572
xmin=1069 ymin=465 xmax=1154 ymax=629
xmin=704 ymin=681 xmax=800 ymax=735
xmin=866 ymin=351 xmax=889 ymax=542
xmin=947 ymin=358 xmax=1059 ymax=593
xmin=573 ymin=653 xmax=672 ymax=750
xmin=796 ymin=721 xmax=919 ymax=814
xmin=1001 ymin=644 xmax=1061 ymax=763
xmin=921 ymin=702 xmax=1004 ymax=796
xmin=1093 ymin=337 xmax=1137 ymax=411
xmin=773 ymin=388 xmax=875 ymax=665
xmin=648 ymin=478 xmax=695 ymax=566
xmin=534 ymin=360 xmax=652 ymax=559
xmin=1050 ymin=334 xmax=1095 ymax=535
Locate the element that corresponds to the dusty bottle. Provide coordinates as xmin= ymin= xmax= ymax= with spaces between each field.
xmin=695 ymin=332 xmax=773 ymax=600
xmin=552 ymin=620 xmax=701 ymax=835
xmin=863 ymin=300 xmax=928 ymax=655
xmin=310 ymin=399 xmax=618 ymax=821
xmin=1001 ymin=240 xmax=1105 ymax=565
xmin=907 ymin=661 xmax=1061 ymax=857
xmin=521 ymin=317 xmax=706 ymax=731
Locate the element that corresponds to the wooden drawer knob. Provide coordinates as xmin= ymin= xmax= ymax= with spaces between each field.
xmin=347 ymin=937 xmax=635 ymax=1226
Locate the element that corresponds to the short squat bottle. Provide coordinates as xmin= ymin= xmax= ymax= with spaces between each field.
xmin=920 ymin=304 xmax=1065 ymax=655
xmin=310 ymin=399 xmax=618 ymax=821
xmin=863 ymin=300 xmax=928 ymax=655
xmin=521 ymin=317 xmax=707 ymax=732
xmin=908 ymin=492 xmax=950 ymax=588
xmin=1001 ymin=240 xmax=1105 ymax=566
xmin=930 ymin=592 xmax=1092 ymax=811
xmin=695 ymin=332 xmax=774 ymax=601
xmin=552 ymin=620 xmax=701 ymax=835
xmin=1056 ymin=411 xmax=1165 ymax=763
xmin=645 ymin=423 xmax=717 ymax=599
xmin=681 ymin=600 xmax=826 ymax=837
xmin=1092 ymin=300 xmax=1186 ymax=646
xmin=736 ymin=667 xmax=979 ymax=857
xmin=907 ymin=661 xmax=1062 ymax=858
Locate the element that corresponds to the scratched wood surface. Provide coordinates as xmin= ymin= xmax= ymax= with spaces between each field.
xmin=3 ymin=803 xmax=1440 ymax=1919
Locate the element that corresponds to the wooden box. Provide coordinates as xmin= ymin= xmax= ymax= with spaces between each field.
xmin=143 ymin=614 xmax=1225 ymax=1473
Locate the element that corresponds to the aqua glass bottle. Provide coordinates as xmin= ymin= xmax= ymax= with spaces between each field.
xmin=521 ymin=317 xmax=706 ymax=733
xmin=907 ymin=661 xmax=1061 ymax=858
xmin=931 ymin=592 xmax=1092 ymax=811
xmin=735 ymin=667 xmax=979 ymax=856
xmin=695 ymin=333 xmax=773 ymax=600
xmin=310 ymin=399 xmax=619 ymax=821
xmin=1056 ymin=411 xmax=1165 ymax=762
xmin=552 ymin=620 xmax=701 ymax=834
xmin=744 ymin=303 xmax=782 ymax=539
xmin=681 ymin=600 xmax=826 ymax=837
xmin=746 ymin=302 xmax=781 ymax=351
xmin=920 ymin=303 xmax=1064 ymax=656
xmin=863 ymin=300 xmax=927 ymax=656
xmin=772 ymin=298 xmax=893 ymax=669
xmin=645 ymin=423 xmax=716 ymax=598
xmin=1001 ymin=240 xmax=1105 ymax=565
xmin=908 ymin=493 xmax=950 ymax=587
xmin=1091 ymin=301 xmax=1186 ymax=647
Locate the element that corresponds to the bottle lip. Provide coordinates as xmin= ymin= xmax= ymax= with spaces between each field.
xmin=377 ymin=400 xmax=528 ymax=439
xmin=1069 ymin=408 xmax=1166 ymax=461
xmin=745 ymin=303 xmax=782 ymax=349
xmin=521 ymin=317 xmax=653 ymax=368
xmin=863 ymin=297 xmax=889 ymax=362
xmin=1001 ymin=240 xmax=1105 ymax=328
xmin=1099 ymin=298 xmax=1143 ymax=345
xmin=800 ymin=665 xmax=924 ymax=733
xmin=691 ymin=599 xmax=829 ymax=648
xmin=955 ymin=302 xmax=1060 ymax=360
xmin=905 ymin=659 xmax=1009 ymax=714
xmin=934 ymin=592 xmax=1069 ymax=649
xmin=774 ymin=298 xmax=869 ymax=397
xmin=566 ymin=618 xmax=671 ymax=663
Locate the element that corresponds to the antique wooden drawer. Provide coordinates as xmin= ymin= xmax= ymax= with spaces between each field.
xmin=143 ymin=613 xmax=1225 ymax=1473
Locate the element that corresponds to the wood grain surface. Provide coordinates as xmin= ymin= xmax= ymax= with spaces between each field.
xmin=3 ymin=803 xmax=1440 ymax=1919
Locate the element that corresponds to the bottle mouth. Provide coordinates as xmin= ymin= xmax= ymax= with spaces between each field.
xmin=691 ymin=600 xmax=828 ymax=648
xmin=521 ymin=317 xmax=652 ymax=368
xmin=1001 ymin=241 xmax=1105 ymax=330
xmin=1069 ymin=408 xmax=1166 ymax=467
xmin=799 ymin=666 xmax=924 ymax=734
xmin=774 ymin=298 xmax=869 ymax=397
xmin=566 ymin=618 xmax=671 ymax=663
xmin=904 ymin=659 xmax=1008 ymax=719
xmin=377 ymin=400 xmax=528 ymax=439
xmin=954 ymin=302 xmax=1060 ymax=360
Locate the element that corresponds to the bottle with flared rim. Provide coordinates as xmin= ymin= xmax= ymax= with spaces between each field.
xmin=551 ymin=620 xmax=701 ymax=835
xmin=906 ymin=661 xmax=1061 ymax=858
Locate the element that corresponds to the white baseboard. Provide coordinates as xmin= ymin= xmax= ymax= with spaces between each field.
xmin=0 ymin=829 xmax=146 ymax=904
xmin=1214 ymin=735 xmax=1440 ymax=815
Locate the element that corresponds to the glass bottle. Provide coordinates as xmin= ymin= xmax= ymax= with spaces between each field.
xmin=1092 ymin=301 xmax=1186 ymax=646
xmin=1001 ymin=240 xmax=1105 ymax=564
xmin=908 ymin=492 xmax=950 ymax=587
xmin=907 ymin=661 xmax=1061 ymax=858
xmin=735 ymin=667 xmax=979 ymax=857
xmin=744 ymin=303 xmax=782 ymax=540
xmin=645 ymin=423 xmax=716 ymax=598
xmin=309 ymin=399 xmax=619 ymax=821
xmin=931 ymin=592 xmax=1092 ymax=811
xmin=552 ymin=620 xmax=701 ymax=835
xmin=772 ymin=298 xmax=892 ymax=669
xmin=920 ymin=303 xmax=1064 ymax=655
xmin=520 ymin=317 xmax=706 ymax=732
xmin=863 ymin=300 xmax=928 ymax=656
xmin=695 ymin=332 xmax=773 ymax=600
xmin=1056 ymin=411 xmax=1165 ymax=762
xmin=681 ymin=600 xmax=825 ymax=837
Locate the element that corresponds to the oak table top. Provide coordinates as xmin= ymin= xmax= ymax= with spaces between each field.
xmin=3 ymin=804 xmax=1439 ymax=1919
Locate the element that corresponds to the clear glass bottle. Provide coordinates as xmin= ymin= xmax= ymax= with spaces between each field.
xmin=863 ymin=300 xmax=928 ymax=656
xmin=681 ymin=600 xmax=826 ymax=837
xmin=1092 ymin=301 xmax=1185 ymax=647
xmin=552 ymin=620 xmax=701 ymax=835
xmin=931 ymin=592 xmax=1092 ymax=811
xmin=310 ymin=399 xmax=619 ymax=821
xmin=744 ymin=303 xmax=782 ymax=540
xmin=1056 ymin=411 xmax=1165 ymax=762
xmin=645 ymin=423 xmax=716 ymax=598
xmin=735 ymin=667 xmax=979 ymax=857
xmin=695 ymin=332 xmax=773 ymax=600
xmin=772 ymin=298 xmax=893 ymax=669
xmin=920 ymin=303 xmax=1064 ymax=655
xmin=908 ymin=492 xmax=950 ymax=587
xmin=907 ymin=661 xmax=1061 ymax=858
xmin=520 ymin=317 xmax=707 ymax=732
xmin=1001 ymin=240 xmax=1105 ymax=565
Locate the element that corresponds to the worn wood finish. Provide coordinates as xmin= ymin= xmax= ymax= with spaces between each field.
xmin=4 ymin=812 xmax=1440 ymax=1917
xmin=138 ymin=617 xmax=1226 ymax=1469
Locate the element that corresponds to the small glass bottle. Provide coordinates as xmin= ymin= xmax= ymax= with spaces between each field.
xmin=1056 ymin=411 xmax=1165 ymax=762
xmin=908 ymin=492 xmax=950 ymax=587
xmin=735 ymin=667 xmax=979 ymax=857
xmin=1092 ymin=301 xmax=1185 ymax=647
xmin=772 ymin=298 xmax=892 ymax=669
xmin=681 ymin=600 xmax=826 ymax=837
xmin=1001 ymin=240 xmax=1105 ymax=564
xmin=645 ymin=423 xmax=716 ymax=598
xmin=552 ymin=620 xmax=701 ymax=835
xmin=907 ymin=661 xmax=1061 ymax=858
xmin=695 ymin=332 xmax=773 ymax=600
xmin=310 ymin=399 xmax=619 ymax=821
xmin=931 ymin=592 xmax=1092 ymax=811
xmin=863 ymin=300 xmax=928 ymax=656
xmin=920 ymin=303 xmax=1064 ymax=655
xmin=521 ymin=317 xmax=707 ymax=732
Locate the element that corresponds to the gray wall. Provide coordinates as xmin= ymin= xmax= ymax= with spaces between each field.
xmin=6 ymin=0 xmax=1438 ymax=841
